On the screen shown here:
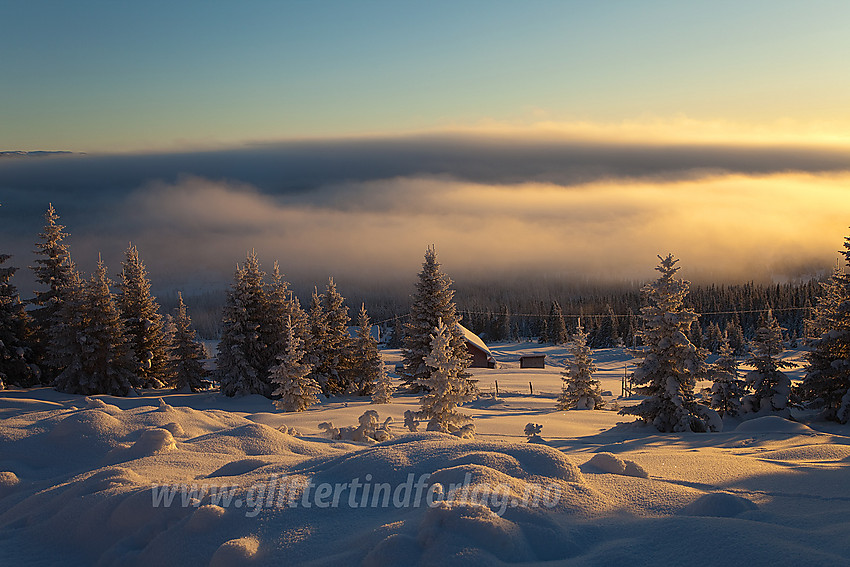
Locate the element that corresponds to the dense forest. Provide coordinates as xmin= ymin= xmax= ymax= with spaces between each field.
xmin=173 ymin=276 xmax=821 ymax=354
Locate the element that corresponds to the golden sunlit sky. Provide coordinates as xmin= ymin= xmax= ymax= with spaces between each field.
xmin=3 ymin=0 xmax=850 ymax=152
xmin=2 ymin=0 xmax=850 ymax=287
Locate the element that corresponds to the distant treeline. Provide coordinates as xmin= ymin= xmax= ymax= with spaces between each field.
xmin=173 ymin=276 xmax=823 ymax=352
xmin=456 ymin=279 xmax=820 ymax=352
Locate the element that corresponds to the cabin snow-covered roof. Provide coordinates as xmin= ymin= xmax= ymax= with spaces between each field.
xmin=456 ymin=323 xmax=494 ymax=360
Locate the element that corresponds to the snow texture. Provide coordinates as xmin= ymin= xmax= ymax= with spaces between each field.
xmin=1 ymin=345 xmax=848 ymax=566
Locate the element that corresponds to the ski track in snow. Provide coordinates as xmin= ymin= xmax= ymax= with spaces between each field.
xmin=1 ymin=346 xmax=848 ymax=566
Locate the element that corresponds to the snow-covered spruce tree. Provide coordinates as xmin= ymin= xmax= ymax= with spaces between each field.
xmin=306 ymin=279 xmax=354 ymax=396
xmin=351 ymin=304 xmax=383 ymax=396
xmin=557 ymin=322 xmax=604 ymax=410
xmin=725 ymin=319 xmax=746 ymax=355
xmin=619 ymin=254 xmax=719 ymax=432
xmin=547 ymin=301 xmax=568 ymax=344
xmin=705 ymin=322 xmax=724 ymax=354
xmin=709 ymin=334 xmax=746 ymax=418
xmin=117 ymin=244 xmax=172 ymax=388
xmin=538 ymin=318 xmax=549 ymax=344
xmin=592 ymin=305 xmax=620 ymax=348
xmin=217 ymin=251 xmax=271 ymax=397
xmin=263 ymin=262 xmax=309 ymax=373
xmin=55 ymin=258 xmax=137 ymax=395
xmin=0 ymin=251 xmax=36 ymax=388
xmin=371 ymin=360 xmax=394 ymax=404
xmin=742 ymin=308 xmax=792 ymax=416
xmin=271 ymin=316 xmax=320 ymax=412
xmin=29 ymin=203 xmax=73 ymax=381
xmin=170 ymin=292 xmax=210 ymax=392
xmin=305 ymin=287 xmax=329 ymax=394
xmin=322 ymin=278 xmax=354 ymax=394
xmin=48 ymin=264 xmax=87 ymax=392
xmin=385 ymin=314 xmax=404 ymax=349
xmin=802 ymin=250 xmax=850 ymax=422
xmin=688 ymin=321 xmax=705 ymax=350
xmin=401 ymin=246 xmax=473 ymax=394
xmin=419 ymin=318 xmax=475 ymax=433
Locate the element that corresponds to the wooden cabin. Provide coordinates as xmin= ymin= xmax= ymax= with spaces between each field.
xmin=520 ymin=354 xmax=546 ymax=369
xmin=457 ymin=324 xmax=497 ymax=368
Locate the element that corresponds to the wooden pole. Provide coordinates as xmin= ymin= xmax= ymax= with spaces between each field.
xmin=529 ymin=381 xmax=533 ymax=396
xmin=495 ymin=380 xmax=499 ymax=398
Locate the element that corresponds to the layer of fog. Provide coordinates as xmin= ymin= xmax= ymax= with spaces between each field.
xmin=1 ymin=133 xmax=849 ymax=300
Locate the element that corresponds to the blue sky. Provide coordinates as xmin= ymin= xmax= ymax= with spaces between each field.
xmin=3 ymin=0 xmax=849 ymax=152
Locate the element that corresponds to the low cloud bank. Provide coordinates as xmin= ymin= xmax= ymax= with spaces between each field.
xmin=1 ymin=131 xmax=848 ymax=289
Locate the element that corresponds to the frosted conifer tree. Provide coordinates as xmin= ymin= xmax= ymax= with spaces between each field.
xmin=385 ymin=314 xmax=404 ymax=349
xmin=557 ymin=322 xmax=604 ymax=410
xmin=305 ymin=279 xmax=354 ymax=396
xmin=305 ymin=287 xmax=330 ymax=395
xmin=0 ymin=251 xmax=36 ymax=388
xmin=29 ymin=203 xmax=73 ymax=380
xmin=402 ymin=246 xmax=473 ymax=394
xmin=725 ymin=319 xmax=746 ymax=355
xmin=709 ymin=334 xmax=746 ymax=418
xmin=705 ymin=322 xmax=724 ymax=354
xmin=351 ymin=304 xmax=382 ymax=396
xmin=371 ymin=361 xmax=394 ymax=404
xmin=48 ymin=264 xmax=87 ymax=391
xmin=547 ymin=301 xmax=568 ymax=344
xmin=170 ymin=292 xmax=210 ymax=392
xmin=619 ymin=254 xmax=718 ymax=432
xmin=117 ymin=244 xmax=172 ymax=388
xmin=271 ymin=317 xmax=320 ymax=412
xmin=263 ymin=262 xmax=308 ymax=371
xmin=322 ymin=278 xmax=354 ymax=394
xmin=419 ymin=319 xmax=474 ymax=433
xmin=55 ymin=258 xmax=136 ymax=395
xmin=742 ymin=308 xmax=792 ymax=416
xmin=802 ymin=240 xmax=850 ymax=422
xmin=592 ymin=305 xmax=620 ymax=348
xmin=538 ymin=318 xmax=549 ymax=344
xmin=217 ymin=251 xmax=271 ymax=397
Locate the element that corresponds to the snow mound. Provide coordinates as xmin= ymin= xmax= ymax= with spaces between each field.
xmin=315 ymin=434 xmax=583 ymax=487
xmin=0 ymin=397 xmax=64 ymax=414
xmin=185 ymin=422 xmax=328 ymax=457
xmin=417 ymin=501 xmax=535 ymax=562
xmin=679 ymin=492 xmax=758 ymax=517
xmin=586 ymin=452 xmax=649 ymax=478
xmin=84 ymin=396 xmax=121 ymax=414
xmin=208 ymin=458 xmax=271 ymax=478
xmin=134 ymin=405 xmax=247 ymax=439
xmin=446 ymin=451 xmax=526 ymax=477
xmin=210 ymin=536 xmax=260 ymax=567
xmin=77 ymin=466 xmax=147 ymax=495
xmin=125 ymin=428 xmax=177 ymax=457
xmin=48 ymin=409 xmax=126 ymax=447
xmin=734 ymin=416 xmax=815 ymax=434
xmin=161 ymin=421 xmax=186 ymax=438
xmin=365 ymin=499 xmax=581 ymax=565
xmin=755 ymin=444 xmax=850 ymax=461
xmin=0 ymin=471 xmax=20 ymax=498
xmin=186 ymin=504 xmax=226 ymax=533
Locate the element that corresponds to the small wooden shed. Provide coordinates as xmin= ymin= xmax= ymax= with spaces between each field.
xmin=520 ymin=354 xmax=545 ymax=369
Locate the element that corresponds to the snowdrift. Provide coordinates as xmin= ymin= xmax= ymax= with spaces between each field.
xmin=2 ymin=380 xmax=850 ymax=566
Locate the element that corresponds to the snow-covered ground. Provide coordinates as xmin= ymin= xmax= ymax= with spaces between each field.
xmin=2 ymin=345 xmax=848 ymax=566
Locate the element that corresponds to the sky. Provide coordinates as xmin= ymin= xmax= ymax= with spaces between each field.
xmin=4 ymin=0 xmax=850 ymax=152
xmin=2 ymin=0 xmax=850 ymax=291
